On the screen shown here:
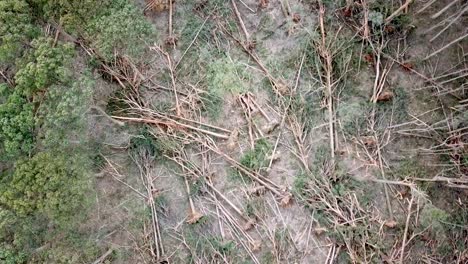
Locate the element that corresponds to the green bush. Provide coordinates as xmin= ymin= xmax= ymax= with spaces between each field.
xmin=203 ymin=56 xmax=246 ymax=118
xmin=419 ymin=204 xmax=449 ymax=239
xmin=240 ymin=138 xmax=271 ymax=170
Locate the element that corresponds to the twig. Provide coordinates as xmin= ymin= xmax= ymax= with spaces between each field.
xmin=168 ymin=0 xmax=173 ymax=40
xmin=231 ymin=0 xmax=250 ymax=41
xmin=0 ymin=70 xmax=13 ymax=86
xmin=174 ymin=16 xmax=209 ymax=70
xmin=217 ymin=22 xmax=287 ymax=96
xmin=280 ymin=0 xmax=291 ymax=17
xmin=193 ymin=135 xmax=290 ymax=202
xmin=238 ymin=0 xmax=255 ymax=13
xmin=413 ymin=176 xmax=468 ymax=189
xmin=268 ymin=53 xmax=306 ymax=171
xmin=111 ymin=115 xmax=230 ymax=139
xmin=134 ymin=153 xmax=166 ymax=259
xmin=416 ymin=0 xmax=437 ymax=14
xmin=150 ymin=45 xmax=181 ymax=116
xmin=368 ymin=41 xmax=394 ymax=220
xmin=206 ymin=180 xmax=252 ymax=224
xmin=91 ymin=247 xmax=114 ymax=264
xmin=361 ymin=0 xmax=370 ymax=40
xmin=385 ymin=0 xmax=414 ymax=24
xmin=102 ymin=156 xmax=148 ymax=199
xmin=424 ymin=32 xmax=468 ymax=61
xmin=89 ymin=106 xmax=125 ymax=126
xmin=248 ymin=93 xmax=272 ymax=122
xmin=318 ymin=1 xmax=336 ymax=167
xmin=431 ymin=0 xmax=459 ymax=19
xmin=430 ymin=5 xmax=468 ymax=42
xmin=400 ymin=195 xmax=414 ymax=264
xmin=183 ymin=174 xmax=203 ymax=224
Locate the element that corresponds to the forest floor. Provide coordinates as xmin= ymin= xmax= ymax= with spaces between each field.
xmin=84 ymin=0 xmax=468 ymax=263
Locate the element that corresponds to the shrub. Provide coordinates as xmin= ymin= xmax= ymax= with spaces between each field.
xmin=419 ymin=204 xmax=449 ymax=239
xmin=240 ymin=138 xmax=271 ymax=170
xmin=203 ymin=56 xmax=246 ymax=118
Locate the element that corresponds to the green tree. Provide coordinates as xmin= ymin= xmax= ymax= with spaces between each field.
xmin=85 ymin=0 xmax=155 ymax=60
xmin=0 ymin=0 xmax=37 ymax=63
xmin=0 ymin=38 xmax=74 ymax=158
xmin=15 ymin=37 xmax=74 ymax=96
xmin=0 ymin=91 xmax=35 ymax=158
xmin=37 ymin=75 xmax=93 ymax=149
xmin=0 ymin=152 xmax=89 ymax=224
xmin=28 ymin=0 xmax=110 ymax=32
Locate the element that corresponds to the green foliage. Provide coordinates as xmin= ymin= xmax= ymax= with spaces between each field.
xmin=1 ymin=210 xmax=101 ymax=264
xmin=85 ymin=0 xmax=155 ymax=60
xmin=0 ymin=92 xmax=35 ymax=158
xmin=37 ymin=75 xmax=93 ymax=149
xmin=0 ymin=212 xmax=49 ymax=262
xmin=203 ymin=56 xmax=247 ymax=119
xmin=337 ymin=101 xmax=369 ymax=136
xmin=15 ymin=37 xmax=74 ymax=96
xmin=0 ymin=0 xmax=37 ymax=63
xmin=29 ymin=0 xmax=110 ymax=32
xmin=239 ymin=138 xmax=271 ymax=171
xmin=368 ymin=10 xmax=384 ymax=27
xmin=29 ymin=231 xmax=101 ymax=264
xmin=0 ymin=244 xmax=27 ymax=264
xmin=202 ymin=92 xmax=224 ymax=119
xmin=374 ymin=87 xmax=409 ymax=130
xmin=179 ymin=15 xmax=214 ymax=50
xmin=0 ymin=38 xmax=75 ymax=158
xmin=182 ymin=223 xmax=241 ymax=263
xmin=0 ymin=152 xmax=89 ymax=224
xmin=288 ymin=94 xmax=324 ymax=132
xmin=129 ymin=126 xmax=178 ymax=158
xmin=391 ymin=158 xmax=426 ymax=181
xmin=206 ymin=57 xmax=247 ymax=95
xmin=419 ymin=204 xmax=449 ymax=239
xmin=244 ymin=197 xmax=266 ymax=218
